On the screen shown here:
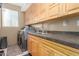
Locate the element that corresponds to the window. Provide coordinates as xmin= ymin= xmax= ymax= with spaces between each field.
xmin=2 ymin=8 xmax=19 ymax=27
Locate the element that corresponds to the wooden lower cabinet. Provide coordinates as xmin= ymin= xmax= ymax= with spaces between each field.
xmin=39 ymin=39 xmax=66 ymax=56
xmin=28 ymin=34 xmax=79 ymax=56
xmin=28 ymin=35 xmax=39 ymax=56
xmin=31 ymin=39 xmax=39 ymax=56
xmin=28 ymin=35 xmax=32 ymax=54
xmin=39 ymin=43 xmax=55 ymax=56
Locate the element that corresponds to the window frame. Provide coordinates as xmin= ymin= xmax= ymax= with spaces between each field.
xmin=2 ymin=7 xmax=19 ymax=27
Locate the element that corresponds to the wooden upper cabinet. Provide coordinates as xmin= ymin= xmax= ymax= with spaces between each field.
xmin=25 ymin=3 xmax=79 ymax=25
xmin=66 ymin=3 xmax=79 ymax=15
xmin=25 ymin=5 xmax=33 ymax=25
xmin=29 ymin=4 xmax=41 ymax=23
xmin=25 ymin=10 xmax=30 ymax=25
xmin=47 ymin=3 xmax=60 ymax=20
xmin=39 ymin=4 xmax=48 ymax=21
xmin=59 ymin=3 xmax=66 ymax=16
xmin=33 ymin=4 xmax=41 ymax=23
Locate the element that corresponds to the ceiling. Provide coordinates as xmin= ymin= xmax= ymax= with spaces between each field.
xmin=11 ymin=3 xmax=32 ymax=11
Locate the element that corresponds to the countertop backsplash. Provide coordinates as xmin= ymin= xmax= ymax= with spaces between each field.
xmin=31 ymin=16 xmax=79 ymax=32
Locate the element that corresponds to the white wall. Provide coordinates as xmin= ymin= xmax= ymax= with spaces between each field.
xmin=0 ymin=3 xmax=24 ymax=46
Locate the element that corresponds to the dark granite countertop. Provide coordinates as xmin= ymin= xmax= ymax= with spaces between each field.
xmin=28 ymin=32 xmax=79 ymax=49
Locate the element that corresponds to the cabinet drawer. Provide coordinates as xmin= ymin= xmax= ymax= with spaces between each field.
xmin=54 ymin=50 xmax=67 ymax=56
xmin=47 ymin=4 xmax=60 ymax=19
xmin=39 ymin=43 xmax=55 ymax=56
xmin=41 ymin=39 xmax=79 ymax=56
xmin=66 ymin=4 xmax=79 ymax=14
xmin=39 ymin=42 xmax=66 ymax=56
xmin=39 ymin=48 xmax=51 ymax=56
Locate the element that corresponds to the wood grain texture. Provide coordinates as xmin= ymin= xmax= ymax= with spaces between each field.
xmin=28 ymin=34 xmax=79 ymax=56
xmin=25 ymin=3 xmax=79 ymax=25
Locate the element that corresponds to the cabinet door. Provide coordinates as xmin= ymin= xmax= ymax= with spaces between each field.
xmin=47 ymin=3 xmax=60 ymax=20
xmin=31 ymin=39 xmax=38 ymax=56
xmin=42 ymin=39 xmax=79 ymax=56
xmin=31 ymin=4 xmax=39 ymax=23
xmin=25 ymin=10 xmax=30 ymax=25
xmin=39 ymin=43 xmax=55 ymax=56
xmin=25 ymin=6 xmax=33 ymax=25
xmin=66 ymin=3 xmax=79 ymax=14
xmin=30 ymin=35 xmax=40 ymax=56
xmin=39 ymin=4 xmax=48 ymax=22
xmin=28 ymin=35 xmax=32 ymax=54
xmin=60 ymin=3 xmax=66 ymax=16
xmin=40 ymin=39 xmax=66 ymax=56
xmin=28 ymin=35 xmax=79 ymax=56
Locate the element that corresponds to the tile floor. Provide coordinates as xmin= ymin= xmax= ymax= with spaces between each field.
xmin=7 ymin=45 xmax=22 ymax=56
